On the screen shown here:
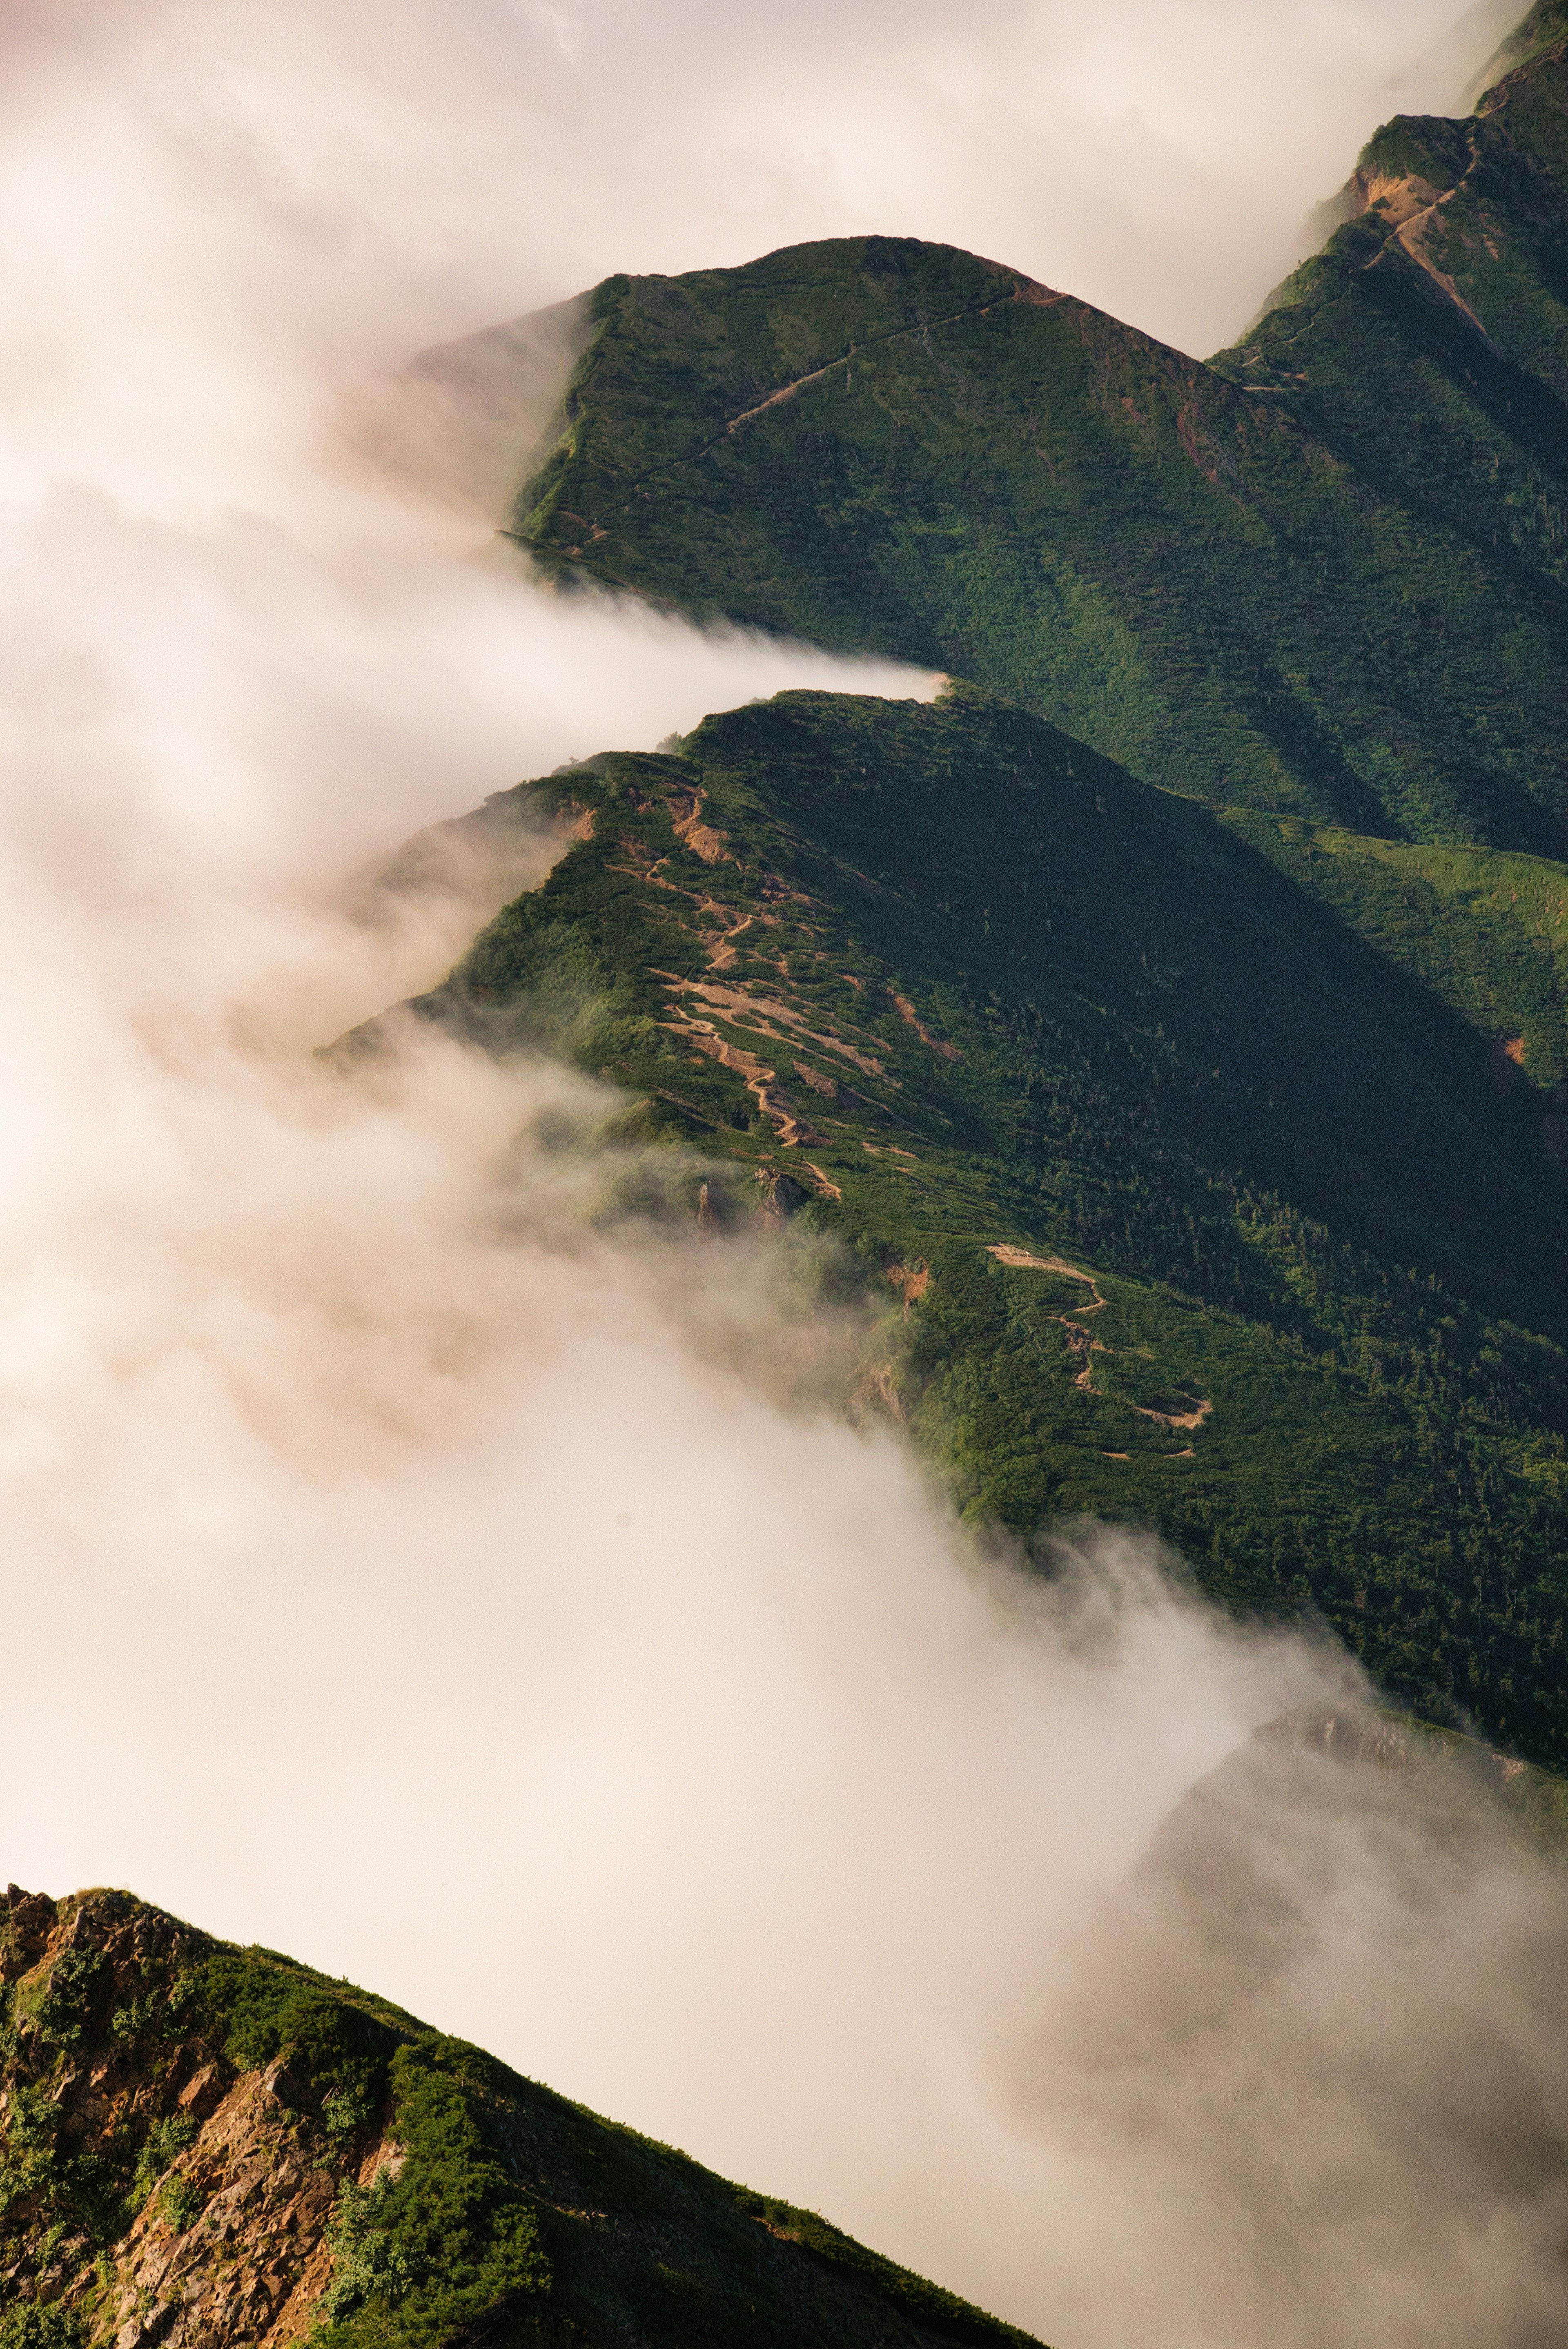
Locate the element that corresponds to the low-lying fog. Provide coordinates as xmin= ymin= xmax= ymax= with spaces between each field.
xmin=2 ymin=4 xmax=1565 ymax=2345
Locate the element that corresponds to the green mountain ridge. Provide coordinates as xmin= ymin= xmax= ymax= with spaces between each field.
xmin=0 ymin=1886 xmax=1039 ymax=2349
xmin=1213 ymin=2 xmax=1568 ymax=591
xmin=352 ymin=682 xmax=1568 ymax=1764
xmin=340 ymin=3 xmax=1568 ymax=1769
xmin=499 ymin=22 xmax=1568 ymax=856
xmin=1482 ymin=0 xmax=1568 ymax=83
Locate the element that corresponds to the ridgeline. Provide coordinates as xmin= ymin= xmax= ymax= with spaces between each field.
xmin=381 ymin=684 xmax=1568 ymax=1764
xmin=385 ymin=7 xmax=1568 ymax=1757
xmin=508 ymin=11 xmax=1568 ymax=857
xmin=0 ymin=1888 xmax=1039 ymax=2349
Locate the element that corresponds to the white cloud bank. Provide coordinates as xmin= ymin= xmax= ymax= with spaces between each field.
xmin=0 ymin=0 xmax=1525 ymax=398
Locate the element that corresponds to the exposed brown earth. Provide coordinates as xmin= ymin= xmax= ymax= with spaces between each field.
xmin=986 ymin=1246 xmax=1212 ymax=1437
xmin=658 ymin=972 xmax=890 ymax=1078
xmin=657 ymin=1007 xmax=827 ymax=1146
xmin=885 ymin=1262 xmax=931 ymax=1310
xmin=668 ymin=788 xmax=732 ymax=866
xmin=891 ymin=992 xmax=962 ymax=1061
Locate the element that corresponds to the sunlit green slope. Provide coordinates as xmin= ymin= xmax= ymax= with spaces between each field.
xmin=0 ymin=1887 xmax=1038 ymax=2349
xmin=507 ymin=71 xmax=1568 ymax=855
xmin=386 ymin=686 xmax=1568 ymax=1764
xmin=1212 ymin=3 xmax=1568 ymax=596
xmin=1224 ymin=812 xmax=1568 ymax=1094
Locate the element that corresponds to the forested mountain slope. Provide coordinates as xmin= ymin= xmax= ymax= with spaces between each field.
xmin=366 ymin=686 xmax=1568 ymax=1765
xmin=502 ymin=25 xmax=1568 ymax=855
xmin=1213 ymin=0 xmax=1568 ymax=589
xmin=0 ymin=1887 xmax=1038 ymax=2349
xmin=368 ymin=4 xmax=1568 ymax=1770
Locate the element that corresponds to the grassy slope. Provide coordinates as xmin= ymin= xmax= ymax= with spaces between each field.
xmin=508 ymin=195 xmax=1568 ymax=852
xmin=0 ymin=1888 xmax=1038 ymax=2349
xmin=1484 ymin=0 xmax=1568 ymax=78
xmin=389 ymin=686 xmax=1568 ymax=1764
xmin=1212 ymin=15 xmax=1568 ymax=599
xmin=1224 ymin=810 xmax=1568 ymax=1092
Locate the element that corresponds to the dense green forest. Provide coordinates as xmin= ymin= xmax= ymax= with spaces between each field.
xmin=0 ymin=1888 xmax=1036 ymax=2348
xmin=1214 ymin=0 xmax=1568 ymax=577
xmin=372 ymin=686 xmax=1568 ymax=1764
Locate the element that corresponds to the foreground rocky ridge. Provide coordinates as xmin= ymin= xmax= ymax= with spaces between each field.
xmin=0 ymin=1888 xmax=1039 ymax=2348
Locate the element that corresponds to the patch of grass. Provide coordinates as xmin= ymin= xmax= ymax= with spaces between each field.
xmin=126 ymin=2115 xmax=196 ymax=2216
xmin=0 ymin=2305 xmax=87 ymax=2349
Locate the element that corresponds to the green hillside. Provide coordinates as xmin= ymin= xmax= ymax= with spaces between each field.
xmin=1213 ymin=1 xmax=1568 ymax=594
xmin=367 ymin=685 xmax=1568 ymax=1764
xmin=1223 ymin=811 xmax=1568 ymax=1095
xmin=503 ymin=33 xmax=1568 ymax=857
xmin=402 ymin=8 xmax=1568 ymax=1770
xmin=0 ymin=1885 xmax=1039 ymax=2349
xmin=1486 ymin=0 xmax=1568 ymax=76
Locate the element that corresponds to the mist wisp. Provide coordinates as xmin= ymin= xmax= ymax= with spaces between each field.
xmin=4 ymin=5 xmax=1568 ymax=2347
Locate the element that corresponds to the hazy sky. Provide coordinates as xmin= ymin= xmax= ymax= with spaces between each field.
xmin=0 ymin=0 xmax=1528 ymax=518
xmin=3 ymin=5 xmax=1566 ymax=2345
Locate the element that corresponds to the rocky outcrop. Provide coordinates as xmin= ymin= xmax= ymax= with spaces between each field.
xmin=0 ymin=1886 xmax=1042 ymax=2349
xmin=0 ymin=1887 xmax=368 ymax=2345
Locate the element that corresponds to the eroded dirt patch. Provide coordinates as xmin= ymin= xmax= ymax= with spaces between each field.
xmin=987 ymin=1243 xmax=1212 ymax=1433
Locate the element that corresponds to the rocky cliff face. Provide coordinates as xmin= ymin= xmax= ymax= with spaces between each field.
xmin=0 ymin=1887 xmax=392 ymax=2346
xmin=0 ymin=1887 xmax=1040 ymax=2349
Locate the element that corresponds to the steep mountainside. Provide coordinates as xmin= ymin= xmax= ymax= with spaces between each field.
xmin=387 ymin=5 xmax=1568 ymax=1774
xmin=1224 ymin=811 xmax=1568 ymax=1094
xmin=365 ymin=685 xmax=1568 ymax=1765
xmin=1213 ymin=0 xmax=1568 ymax=590
xmin=0 ymin=1886 xmax=1039 ymax=2349
xmin=505 ymin=39 xmax=1568 ymax=857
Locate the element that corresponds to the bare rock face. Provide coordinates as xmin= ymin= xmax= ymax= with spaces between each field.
xmin=0 ymin=1886 xmax=1041 ymax=2349
xmin=106 ymin=2064 xmax=396 ymax=2347
xmin=0 ymin=1887 xmax=377 ymax=2346
xmin=1 ymin=1885 xmax=59 ymax=1979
